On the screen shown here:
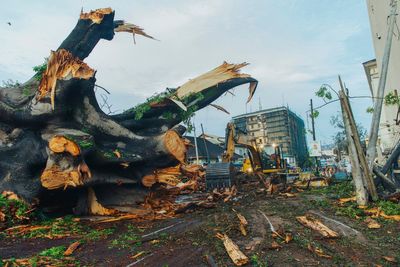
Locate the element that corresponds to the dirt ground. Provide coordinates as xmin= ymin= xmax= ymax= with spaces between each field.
xmin=1 ymin=180 xmax=400 ymax=267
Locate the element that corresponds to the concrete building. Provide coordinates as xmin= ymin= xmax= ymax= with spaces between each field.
xmin=232 ymin=106 xmax=308 ymax=167
xmin=364 ymin=0 xmax=400 ymax=154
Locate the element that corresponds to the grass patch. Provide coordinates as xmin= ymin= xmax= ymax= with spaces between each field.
xmin=38 ymin=246 xmax=66 ymax=258
xmin=377 ymin=200 xmax=400 ymax=216
xmin=109 ymin=225 xmax=142 ymax=250
xmin=85 ymin=227 xmax=115 ymax=241
xmin=0 ymin=194 xmax=33 ymax=228
xmin=304 ymin=181 xmax=354 ymax=199
xmin=23 ymin=215 xmax=86 ymax=238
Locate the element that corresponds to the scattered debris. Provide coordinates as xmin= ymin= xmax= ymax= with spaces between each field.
xmin=235 ymin=212 xmax=248 ymax=236
xmin=307 ymin=243 xmax=332 ymax=259
xmin=364 ymin=217 xmax=381 ymax=229
xmin=338 ymin=196 xmax=356 ymax=204
xmin=382 ymin=256 xmax=397 ymax=263
xmin=64 ymin=241 xmax=81 ymax=256
xmin=216 ymin=233 xmax=248 ymax=266
xmin=296 ymin=215 xmax=339 ymax=238
xmin=270 ymin=240 xmax=283 ymax=250
xmin=364 ymin=207 xmax=400 ymax=221
xmin=130 ymin=251 xmax=146 ymax=260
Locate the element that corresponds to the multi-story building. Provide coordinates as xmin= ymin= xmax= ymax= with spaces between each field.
xmin=364 ymin=0 xmax=400 ymax=155
xmin=232 ymin=106 xmax=308 ymax=167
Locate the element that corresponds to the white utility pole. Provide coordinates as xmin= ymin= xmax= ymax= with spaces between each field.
xmin=366 ymin=0 xmax=398 ymax=171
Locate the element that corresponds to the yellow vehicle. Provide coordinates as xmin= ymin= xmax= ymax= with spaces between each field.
xmin=241 ymin=144 xmax=286 ymax=175
xmin=205 ymin=123 xmax=287 ymax=189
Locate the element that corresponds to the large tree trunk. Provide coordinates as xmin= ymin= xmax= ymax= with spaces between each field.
xmin=0 ymin=8 xmax=257 ymax=214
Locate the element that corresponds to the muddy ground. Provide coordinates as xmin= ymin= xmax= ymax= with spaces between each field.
xmin=1 ymin=180 xmax=400 ymax=267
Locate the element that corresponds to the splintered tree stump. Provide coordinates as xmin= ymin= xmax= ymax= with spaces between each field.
xmin=0 ymin=7 xmax=258 ymax=214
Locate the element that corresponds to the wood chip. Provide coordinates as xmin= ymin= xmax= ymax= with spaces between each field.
xmin=364 ymin=217 xmax=381 ymax=229
xmin=131 ymin=251 xmax=145 ymax=260
xmin=307 ymin=243 xmax=332 ymax=259
xmin=270 ymin=240 xmax=282 ymax=250
xmin=113 ymin=150 xmax=121 ymax=158
xmin=216 ymin=233 xmax=248 ymax=266
xmin=296 ymin=215 xmax=339 ymax=238
xmin=338 ymin=196 xmax=356 ymax=204
xmin=236 ymin=213 xmax=248 ymax=236
xmin=284 ymin=233 xmax=293 ymax=243
xmin=64 ymin=241 xmax=80 ymax=256
xmin=382 ymin=256 xmax=397 ymax=263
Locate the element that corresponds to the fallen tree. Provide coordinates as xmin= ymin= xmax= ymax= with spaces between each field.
xmin=0 ymin=8 xmax=257 ymax=215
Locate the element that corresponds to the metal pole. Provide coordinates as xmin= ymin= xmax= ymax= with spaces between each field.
xmin=193 ymin=117 xmax=199 ymax=164
xmin=366 ymin=0 xmax=398 ymax=171
xmin=310 ymin=99 xmax=319 ymax=173
xmin=310 ymin=99 xmax=316 ymax=141
xmin=201 ymin=123 xmax=210 ymax=164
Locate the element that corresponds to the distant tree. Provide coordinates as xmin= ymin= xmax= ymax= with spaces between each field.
xmin=330 ymin=114 xmax=367 ymax=155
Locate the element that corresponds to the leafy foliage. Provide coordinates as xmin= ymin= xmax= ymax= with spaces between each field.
xmin=384 ymin=91 xmax=400 ymax=106
xmin=126 ymin=89 xmax=176 ymax=120
xmin=330 ymin=114 xmax=366 ymax=154
xmin=0 ymin=194 xmax=32 ymax=228
xmin=32 ymin=59 xmax=48 ymax=81
xmin=366 ymin=106 xmax=374 ymax=113
xmin=1 ymin=79 xmax=21 ymax=88
xmin=310 ymin=110 xmax=319 ymax=119
xmin=315 ymin=86 xmax=333 ymax=102
xmin=377 ymin=201 xmax=400 ymax=216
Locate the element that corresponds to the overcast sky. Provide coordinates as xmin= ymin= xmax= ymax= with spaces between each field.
xmin=0 ymin=0 xmax=375 ymax=144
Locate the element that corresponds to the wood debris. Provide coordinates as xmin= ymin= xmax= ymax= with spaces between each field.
xmin=64 ymin=241 xmax=81 ymax=256
xmin=307 ymin=243 xmax=332 ymax=259
xmin=216 ymin=233 xmax=248 ymax=266
xmin=364 ymin=217 xmax=381 ymax=229
xmin=80 ymin=7 xmax=113 ymax=24
xmin=40 ymin=165 xmax=84 ymax=190
xmin=364 ymin=207 xmax=400 ymax=221
xmin=37 ymin=49 xmax=95 ymax=109
xmin=114 ymin=22 xmax=157 ymax=43
xmin=210 ymin=103 xmax=230 ymax=114
xmin=113 ymin=149 xmax=121 ymax=158
xmin=296 ymin=215 xmax=339 ymax=238
xmin=338 ymin=196 xmax=356 ymax=204
xmin=87 ymin=187 xmax=116 ymax=216
xmin=130 ymin=251 xmax=146 ymax=260
xmin=279 ymin=192 xmax=296 ymax=198
xmin=175 ymin=62 xmax=257 ymax=103
xmin=382 ymin=256 xmax=397 ymax=263
xmin=1 ymin=191 xmax=22 ymax=201
xmin=236 ymin=212 xmax=248 ymax=236
xmin=270 ymin=240 xmax=282 ymax=250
